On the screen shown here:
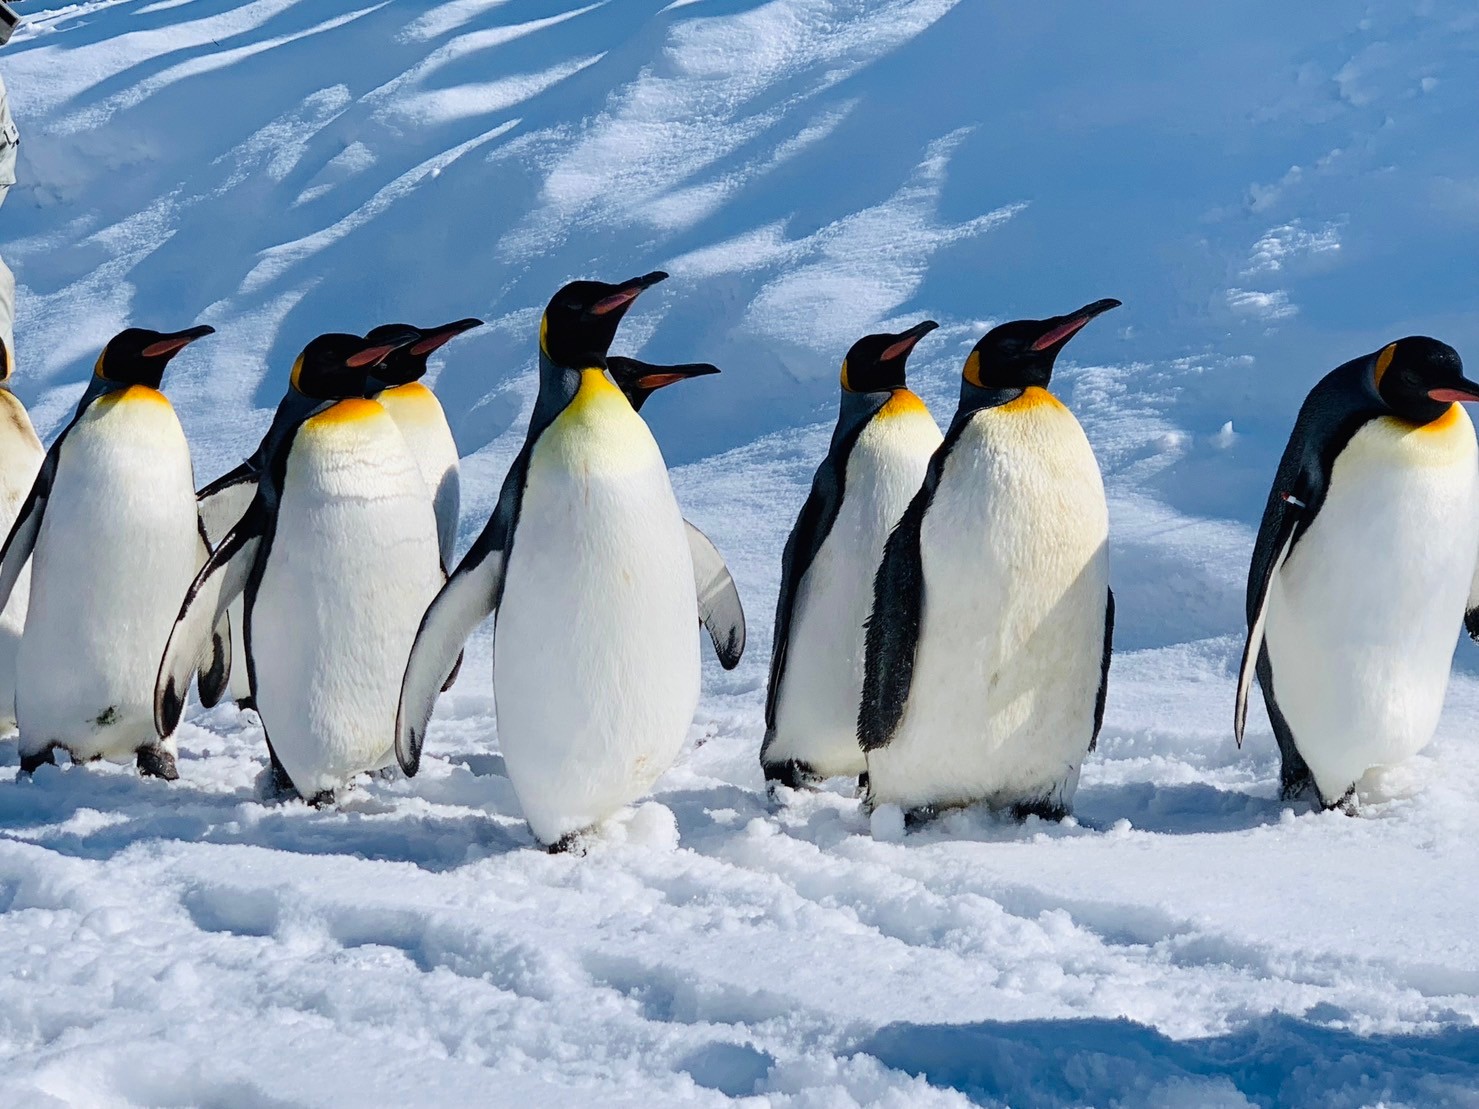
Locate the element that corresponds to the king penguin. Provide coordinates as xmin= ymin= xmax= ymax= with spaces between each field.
xmin=157 ymin=329 xmax=441 ymax=803
xmin=0 ymin=256 xmax=46 ymax=730
xmin=859 ymin=300 xmax=1120 ymax=823
xmin=1236 ymin=337 xmax=1479 ymax=808
xmin=761 ymin=322 xmax=942 ymax=790
xmin=0 ymin=324 xmax=216 ymax=778
xmin=394 ymin=272 xmax=747 ymax=850
xmin=364 ymin=318 xmax=483 ymax=573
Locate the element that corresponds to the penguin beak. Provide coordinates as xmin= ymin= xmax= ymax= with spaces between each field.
xmin=615 ymin=358 xmax=720 ymax=392
xmin=880 ymin=320 xmax=940 ymax=362
xmin=1427 ymin=380 xmax=1479 ymax=404
xmin=141 ymin=324 xmax=216 ymax=359
xmin=588 ymin=271 xmax=669 ymax=318
xmin=408 ymin=318 xmax=484 ymax=357
xmin=346 ymin=328 xmax=421 ymax=369
xmin=1029 ymin=299 xmax=1122 ymax=353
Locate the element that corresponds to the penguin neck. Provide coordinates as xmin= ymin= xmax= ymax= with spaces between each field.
xmin=530 ymin=349 xmax=603 ymax=439
xmin=74 ymin=374 xmax=129 ymax=415
xmin=955 ymin=378 xmax=1039 ymax=419
xmin=833 ymin=389 xmax=890 ymax=447
xmin=252 ymin=387 xmax=328 ymax=473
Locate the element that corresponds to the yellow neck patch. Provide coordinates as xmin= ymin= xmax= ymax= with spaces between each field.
xmin=566 ymin=367 xmax=623 ymax=414
xmin=878 ymin=388 xmax=928 ymax=419
xmin=97 ymin=385 xmax=171 ymax=409
xmin=1419 ymin=402 xmax=1462 ymax=434
xmin=1373 ymin=342 xmax=1397 ymax=390
xmin=999 ymin=385 xmax=1064 ymax=414
xmin=307 ymin=397 xmax=382 ymax=426
xmin=839 ymin=359 xmax=852 ymax=392
xmin=289 ymin=353 xmax=306 ymax=392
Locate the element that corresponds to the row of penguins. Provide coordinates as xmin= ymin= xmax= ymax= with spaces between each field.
xmin=3 ymin=267 xmax=1479 ymax=849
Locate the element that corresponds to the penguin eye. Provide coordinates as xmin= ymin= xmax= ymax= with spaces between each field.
xmin=564 ymin=300 xmax=582 ymax=312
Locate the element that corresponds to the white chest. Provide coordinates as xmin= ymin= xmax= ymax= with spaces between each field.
xmin=494 ymin=379 xmax=699 ymax=845
xmin=770 ymin=403 xmax=940 ymax=775
xmin=867 ymin=392 xmax=1111 ymax=813
xmin=379 ymin=382 xmax=460 ymax=565
xmin=1265 ymin=408 xmax=1479 ymax=800
xmin=19 ymin=390 xmax=199 ymax=759
xmin=251 ymin=401 xmax=443 ymax=795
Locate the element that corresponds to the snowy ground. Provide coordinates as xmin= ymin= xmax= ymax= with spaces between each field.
xmin=4 ymin=1 xmax=1479 ymax=1105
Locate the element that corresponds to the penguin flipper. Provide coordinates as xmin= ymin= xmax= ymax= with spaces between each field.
xmin=1235 ymin=502 xmax=1302 ymax=746
xmin=1090 ymin=587 xmax=1115 ymax=752
xmin=192 ymin=521 xmax=233 ymax=709
xmin=155 ymin=503 xmax=264 ymax=738
xmin=0 ymin=445 xmax=57 ymax=614
xmin=396 ymin=543 xmax=505 ymax=777
xmin=197 ymin=461 xmax=260 ymax=547
xmin=685 ymin=520 xmax=745 ymax=669
xmin=857 ymin=491 xmax=929 ymax=753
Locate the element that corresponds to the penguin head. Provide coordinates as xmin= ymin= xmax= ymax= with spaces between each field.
xmin=606 ymin=356 xmax=720 ymax=413
xmin=1371 ymin=336 xmax=1479 ymax=424
xmin=963 ymin=299 xmax=1121 ymax=394
xmin=291 ymin=330 xmax=420 ymax=401
xmin=94 ymin=325 xmax=215 ymax=388
xmin=365 ymin=318 xmax=484 ymax=388
xmin=540 ymin=272 xmax=668 ymax=369
xmin=840 ymin=321 xmax=939 ymax=394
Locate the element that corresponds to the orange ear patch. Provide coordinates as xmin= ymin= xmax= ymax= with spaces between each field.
xmin=962 ymin=351 xmax=983 ymax=388
xmin=1373 ymin=343 xmax=1397 ymax=389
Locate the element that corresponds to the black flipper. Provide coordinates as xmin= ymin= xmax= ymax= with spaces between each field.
xmin=1090 ymin=587 xmax=1114 ymax=752
xmin=685 ymin=520 xmax=745 ymax=669
xmin=155 ymin=499 xmax=268 ymax=738
xmin=197 ymin=461 xmax=260 ymax=546
xmin=0 ymin=438 xmax=60 ymax=615
xmin=1238 ymin=354 xmax=1385 ymax=781
xmin=857 ymin=490 xmax=928 ymax=752
xmin=396 ymin=443 xmax=533 ymax=776
xmin=856 ymin=423 xmax=964 ymax=753
xmin=1235 ymin=502 xmax=1300 ymax=746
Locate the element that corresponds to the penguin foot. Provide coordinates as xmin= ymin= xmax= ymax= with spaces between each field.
xmin=1278 ymin=762 xmax=1316 ymax=802
xmin=545 ymin=831 xmax=590 ymax=856
xmin=136 ymin=745 xmax=179 ymax=781
xmin=762 ymin=759 xmax=823 ymax=794
xmin=307 ymin=789 xmax=336 ymax=808
xmin=235 ymin=696 xmax=257 ymax=714
xmin=372 ymin=765 xmax=400 ymax=782
xmin=1010 ymin=798 xmax=1070 ymax=823
xmin=857 ymin=771 xmax=870 ymax=794
xmin=903 ymin=804 xmax=939 ymax=831
xmin=1323 ymin=786 xmax=1358 ymax=815
xmin=257 ymin=758 xmax=302 ymax=804
xmin=17 ymin=745 xmax=58 ymax=776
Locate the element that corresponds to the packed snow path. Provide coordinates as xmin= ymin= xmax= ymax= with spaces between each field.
xmin=3 ymin=1 xmax=1479 ymax=1105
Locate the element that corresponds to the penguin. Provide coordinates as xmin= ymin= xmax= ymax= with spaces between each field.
xmin=858 ymin=300 xmax=1120 ymax=823
xmin=394 ymin=272 xmax=747 ymax=849
xmin=605 ymin=355 xmax=747 ymax=669
xmin=156 ymin=329 xmax=441 ymax=804
xmin=1236 ymin=337 xmax=1479 ymax=808
xmin=363 ymin=318 xmax=483 ymax=572
xmin=0 ymin=324 xmax=217 ymax=778
xmin=760 ymin=322 xmax=942 ymax=790
xmin=0 ymin=256 xmax=46 ymax=730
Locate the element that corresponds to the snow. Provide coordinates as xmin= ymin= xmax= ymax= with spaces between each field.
xmin=4 ymin=0 xmax=1479 ymax=1105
